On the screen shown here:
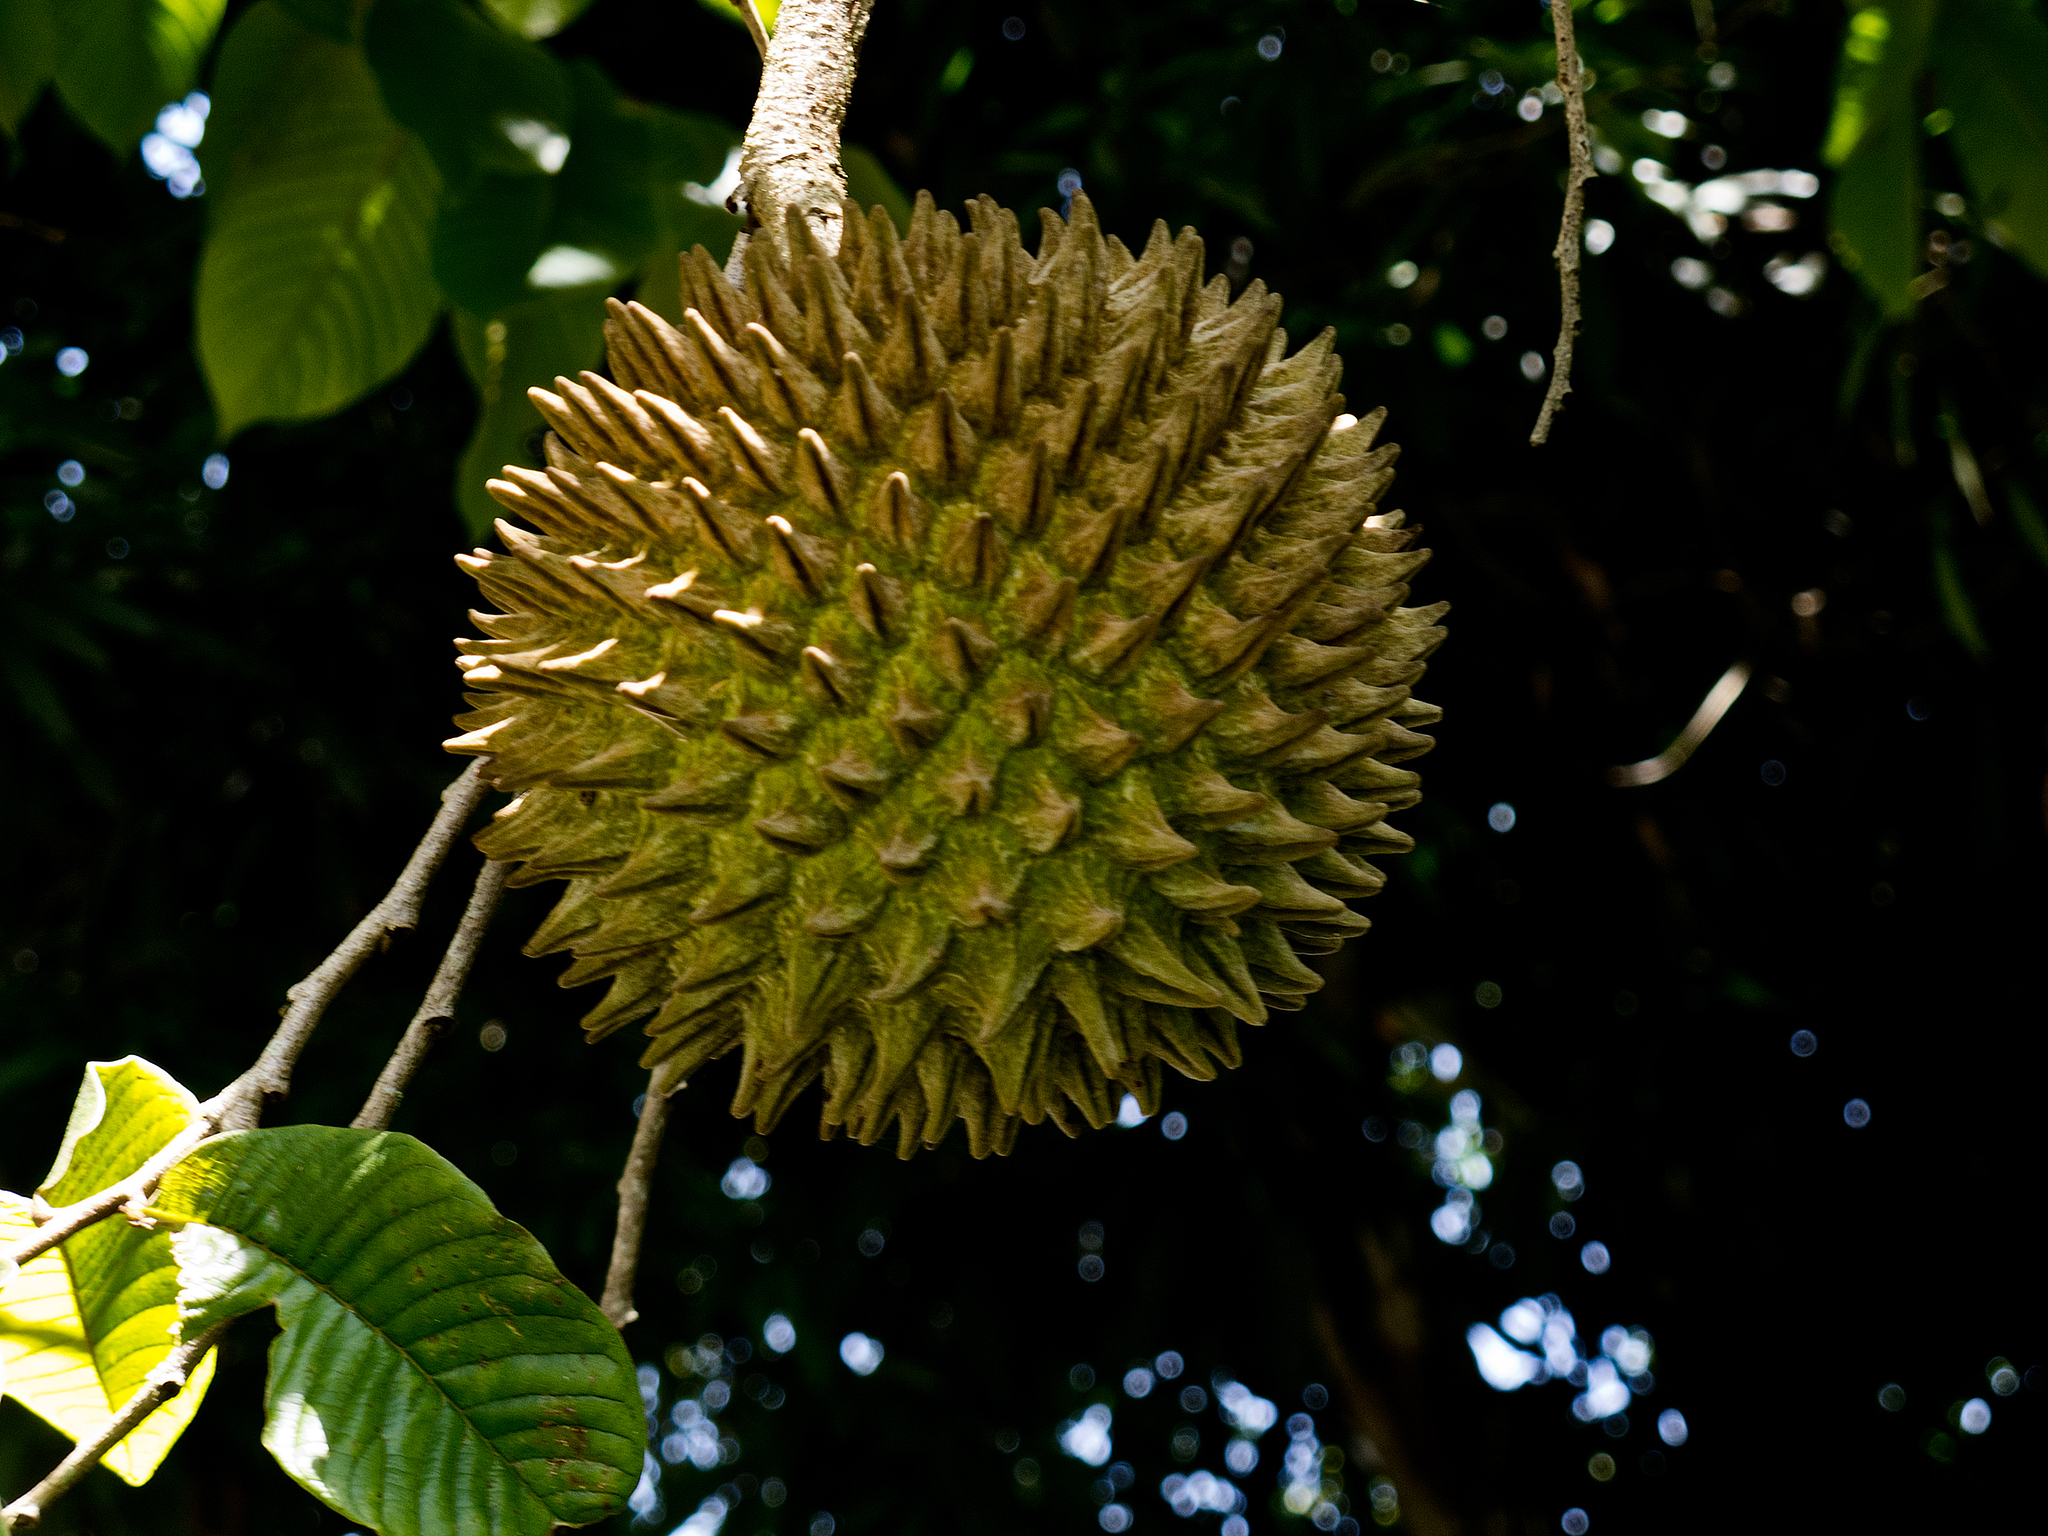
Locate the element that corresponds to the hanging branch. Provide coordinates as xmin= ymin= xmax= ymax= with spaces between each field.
xmin=5 ymin=764 xmax=491 ymax=1276
xmin=1 ymin=1319 xmax=232 ymax=1531
xmin=353 ymin=858 xmax=512 ymax=1132
xmin=215 ymin=761 xmax=491 ymax=1131
xmin=728 ymin=0 xmax=876 ymax=270
xmin=1530 ymin=0 xmax=1597 ymax=447
xmin=599 ymin=1075 xmax=673 ymax=1328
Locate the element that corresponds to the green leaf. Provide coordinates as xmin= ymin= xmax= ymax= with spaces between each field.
xmin=0 ymin=0 xmax=59 ymax=136
xmin=0 ymin=1057 xmax=217 ymax=1485
xmin=1822 ymin=0 xmax=1937 ymax=166
xmin=274 ymin=0 xmax=357 ymax=44
xmin=365 ymin=0 xmax=574 ymax=183
xmin=843 ymin=143 xmax=912 ymax=235
xmin=48 ymin=0 xmax=226 ymax=154
xmin=451 ymin=291 xmax=609 ymax=541
xmin=482 ymin=0 xmax=599 ymax=40
xmin=158 ymin=1125 xmax=641 ymax=1536
xmin=1829 ymin=110 xmax=1922 ymax=319
xmin=2007 ymin=481 xmax=2048 ymax=574
xmin=195 ymin=2 xmax=443 ymax=437
xmin=1931 ymin=0 xmax=2048 ymax=279
xmin=1928 ymin=501 xmax=1990 ymax=661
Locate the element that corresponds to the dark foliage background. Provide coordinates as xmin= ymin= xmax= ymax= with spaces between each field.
xmin=3 ymin=1 xmax=2043 ymax=1533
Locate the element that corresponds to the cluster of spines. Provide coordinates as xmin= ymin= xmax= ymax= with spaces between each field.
xmin=448 ymin=191 xmax=1444 ymax=1157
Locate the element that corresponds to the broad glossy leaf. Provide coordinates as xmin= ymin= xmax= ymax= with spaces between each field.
xmin=196 ymin=2 xmax=442 ymax=437
xmin=451 ymin=291 xmax=610 ymax=541
xmin=483 ymin=0 xmax=599 ymax=40
xmin=0 ymin=1057 xmax=216 ymax=1485
xmin=432 ymin=61 xmax=662 ymax=315
xmin=0 ymin=0 xmax=59 ymax=136
xmin=1829 ymin=110 xmax=1921 ymax=318
xmin=160 ymin=1126 xmax=642 ymax=1536
xmin=366 ymin=0 xmax=574 ymax=182
xmin=49 ymin=0 xmax=226 ymax=153
xmin=1932 ymin=0 xmax=2048 ymax=279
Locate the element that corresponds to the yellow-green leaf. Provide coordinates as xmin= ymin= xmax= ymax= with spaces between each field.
xmin=0 ymin=1057 xmax=216 ymax=1486
xmin=49 ymin=0 xmax=226 ymax=154
xmin=1822 ymin=0 xmax=1937 ymax=167
xmin=196 ymin=2 xmax=443 ymax=437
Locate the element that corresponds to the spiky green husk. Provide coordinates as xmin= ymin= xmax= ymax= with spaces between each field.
xmin=449 ymin=190 xmax=1444 ymax=1157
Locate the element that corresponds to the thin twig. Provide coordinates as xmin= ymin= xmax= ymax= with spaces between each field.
xmin=1530 ymin=0 xmax=1597 ymax=447
xmin=0 ymin=1319 xmax=232 ymax=1531
xmin=732 ymin=0 xmax=876 ymax=262
xmin=1607 ymin=661 xmax=1752 ymax=786
xmin=599 ymin=1077 xmax=673 ymax=1328
xmin=2 ymin=1112 xmax=217 ymax=1273
xmin=352 ymin=858 xmax=512 ymax=1132
xmin=739 ymin=0 xmax=771 ymax=60
xmin=215 ymin=762 xmax=491 ymax=1132
xmin=7 ymin=765 xmax=493 ymax=1272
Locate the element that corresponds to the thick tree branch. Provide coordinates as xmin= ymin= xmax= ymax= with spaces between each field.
xmin=1530 ymin=0 xmax=1597 ymax=447
xmin=215 ymin=762 xmax=491 ymax=1132
xmin=0 ymin=1319 xmax=231 ymax=1531
xmin=730 ymin=0 xmax=875 ymax=267
xmin=599 ymin=1077 xmax=672 ymax=1328
xmin=352 ymin=858 xmax=511 ymax=1132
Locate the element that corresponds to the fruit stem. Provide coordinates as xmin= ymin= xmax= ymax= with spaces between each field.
xmin=730 ymin=0 xmax=877 ymax=271
xmin=1530 ymin=0 xmax=1597 ymax=447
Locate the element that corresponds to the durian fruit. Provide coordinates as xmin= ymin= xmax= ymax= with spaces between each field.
xmin=448 ymin=191 xmax=1445 ymax=1158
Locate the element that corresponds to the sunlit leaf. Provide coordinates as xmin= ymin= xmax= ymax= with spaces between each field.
xmin=0 ymin=1057 xmax=216 ymax=1486
xmin=1829 ymin=111 xmax=1920 ymax=319
xmin=1821 ymin=0 xmax=1936 ymax=166
xmin=1931 ymin=0 xmax=2048 ymax=280
xmin=158 ymin=1125 xmax=642 ymax=1536
xmin=451 ymin=290 xmax=610 ymax=541
xmin=195 ymin=2 xmax=442 ymax=437
xmin=48 ymin=0 xmax=226 ymax=154
xmin=0 ymin=0 xmax=59 ymax=136
xmin=482 ymin=0 xmax=599 ymax=40
xmin=365 ymin=0 xmax=575 ymax=183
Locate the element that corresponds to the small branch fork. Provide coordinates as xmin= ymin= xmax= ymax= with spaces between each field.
xmin=2 ymin=764 xmax=504 ymax=1531
xmin=2 ymin=1321 xmax=232 ymax=1531
xmin=599 ymin=1075 xmax=672 ymax=1328
xmin=1530 ymin=0 xmax=1597 ymax=447
xmin=215 ymin=761 xmax=493 ymax=1132
xmin=353 ymin=857 xmax=512 ymax=1132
